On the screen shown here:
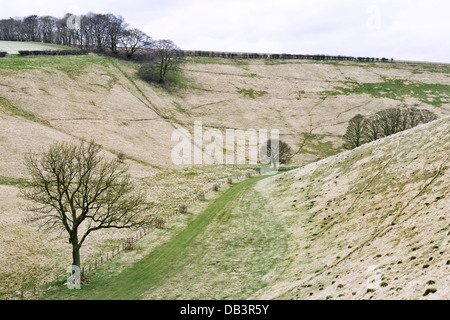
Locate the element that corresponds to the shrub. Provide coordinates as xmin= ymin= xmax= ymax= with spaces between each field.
xmin=137 ymin=64 xmax=161 ymax=83
xmin=117 ymin=152 xmax=127 ymax=162
xmin=137 ymin=63 xmax=187 ymax=87
xmin=423 ymin=288 xmax=437 ymax=296
xmin=18 ymin=50 xmax=89 ymax=56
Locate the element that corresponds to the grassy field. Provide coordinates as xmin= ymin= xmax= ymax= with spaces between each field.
xmin=43 ymin=175 xmax=288 ymax=300
xmin=0 ymin=41 xmax=68 ymax=54
xmin=321 ymin=79 xmax=450 ymax=107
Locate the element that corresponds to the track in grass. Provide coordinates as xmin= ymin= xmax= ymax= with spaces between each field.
xmin=51 ymin=175 xmax=287 ymax=300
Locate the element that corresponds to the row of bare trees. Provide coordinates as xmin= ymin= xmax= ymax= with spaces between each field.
xmin=0 ymin=13 xmax=155 ymax=59
xmin=180 ymin=50 xmax=394 ymax=62
xmin=344 ymin=107 xmax=438 ymax=149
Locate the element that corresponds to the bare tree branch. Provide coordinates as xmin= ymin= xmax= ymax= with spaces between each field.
xmin=21 ymin=140 xmax=155 ymax=268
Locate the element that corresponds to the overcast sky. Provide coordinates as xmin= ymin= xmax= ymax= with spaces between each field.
xmin=2 ymin=0 xmax=449 ymax=63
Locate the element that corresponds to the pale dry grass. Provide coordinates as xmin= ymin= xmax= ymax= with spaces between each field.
xmin=0 ymin=54 xmax=449 ymax=298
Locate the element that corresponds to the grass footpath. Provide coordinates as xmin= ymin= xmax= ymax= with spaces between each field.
xmin=45 ymin=175 xmax=288 ymax=300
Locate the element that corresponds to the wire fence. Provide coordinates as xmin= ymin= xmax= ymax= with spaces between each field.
xmin=4 ymin=170 xmax=261 ymax=300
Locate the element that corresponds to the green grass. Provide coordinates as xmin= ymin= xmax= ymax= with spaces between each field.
xmin=0 ymin=96 xmax=50 ymax=126
xmin=0 ymin=54 xmax=111 ymax=79
xmin=264 ymin=59 xmax=295 ymax=66
xmin=237 ymin=87 xmax=268 ymax=99
xmin=186 ymin=57 xmax=249 ymax=68
xmin=321 ymin=80 xmax=450 ymax=107
xmin=298 ymin=133 xmax=344 ymax=159
xmin=0 ymin=176 xmax=27 ymax=186
xmin=43 ymin=175 xmax=287 ymax=300
xmin=407 ymin=63 xmax=450 ymax=74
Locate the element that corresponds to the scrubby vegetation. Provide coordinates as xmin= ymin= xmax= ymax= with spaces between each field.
xmin=18 ymin=49 xmax=88 ymax=56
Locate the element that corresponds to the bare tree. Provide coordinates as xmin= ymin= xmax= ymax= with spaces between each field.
xmin=376 ymin=108 xmax=403 ymax=137
xmin=420 ymin=109 xmax=438 ymax=123
xmin=399 ymin=108 xmax=411 ymax=132
xmin=0 ymin=18 xmax=23 ymax=41
xmin=344 ymin=107 xmax=438 ymax=150
xmin=363 ymin=115 xmax=381 ymax=143
xmin=343 ymin=114 xmax=367 ymax=149
xmin=121 ymin=28 xmax=152 ymax=59
xmin=40 ymin=16 xmax=56 ymax=43
xmin=21 ymin=140 xmax=154 ymax=269
xmin=104 ymin=14 xmax=126 ymax=54
xmin=22 ymin=15 xmax=40 ymax=42
xmin=85 ymin=13 xmax=109 ymax=52
xmin=408 ymin=107 xmax=423 ymax=128
xmin=260 ymin=139 xmax=293 ymax=170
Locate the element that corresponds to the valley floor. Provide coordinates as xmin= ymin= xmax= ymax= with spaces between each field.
xmin=44 ymin=175 xmax=288 ymax=300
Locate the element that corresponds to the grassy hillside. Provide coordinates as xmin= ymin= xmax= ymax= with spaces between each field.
xmin=0 ymin=49 xmax=449 ymax=299
xmin=253 ymin=117 xmax=449 ymax=300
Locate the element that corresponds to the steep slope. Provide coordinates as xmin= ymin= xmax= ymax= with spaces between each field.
xmin=0 ymin=51 xmax=449 ymax=298
xmin=253 ymin=116 xmax=449 ymax=300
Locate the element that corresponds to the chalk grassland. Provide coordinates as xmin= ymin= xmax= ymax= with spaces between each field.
xmin=0 ymin=47 xmax=449 ymax=298
xmin=254 ymin=117 xmax=449 ymax=300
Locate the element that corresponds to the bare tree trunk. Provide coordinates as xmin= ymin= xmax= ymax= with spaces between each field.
xmin=72 ymin=245 xmax=81 ymax=268
xmin=71 ymin=232 xmax=81 ymax=268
